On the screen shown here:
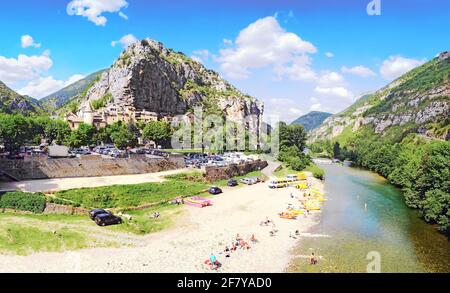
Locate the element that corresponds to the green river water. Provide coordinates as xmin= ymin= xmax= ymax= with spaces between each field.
xmin=288 ymin=162 xmax=450 ymax=273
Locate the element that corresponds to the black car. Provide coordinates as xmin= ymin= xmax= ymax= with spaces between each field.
xmin=89 ymin=208 xmax=109 ymax=220
xmin=94 ymin=213 xmax=123 ymax=226
xmin=227 ymin=179 xmax=238 ymax=187
xmin=208 ymin=186 xmax=223 ymax=195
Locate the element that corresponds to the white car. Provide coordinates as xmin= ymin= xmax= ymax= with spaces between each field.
xmin=240 ymin=178 xmax=253 ymax=185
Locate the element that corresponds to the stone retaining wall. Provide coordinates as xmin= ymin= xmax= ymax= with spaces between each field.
xmin=205 ymin=160 xmax=268 ymax=182
xmin=43 ymin=203 xmax=89 ymax=215
xmin=0 ymin=154 xmax=185 ymax=181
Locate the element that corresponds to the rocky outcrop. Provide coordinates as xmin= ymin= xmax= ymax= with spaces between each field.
xmin=83 ymin=38 xmax=263 ymax=127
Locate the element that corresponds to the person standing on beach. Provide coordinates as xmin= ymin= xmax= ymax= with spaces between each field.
xmin=310 ymin=253 xmax=317 ymax=265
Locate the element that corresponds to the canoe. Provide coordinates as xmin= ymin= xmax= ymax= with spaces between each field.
xmin=184 ymin=196 xmax=212 ymax=208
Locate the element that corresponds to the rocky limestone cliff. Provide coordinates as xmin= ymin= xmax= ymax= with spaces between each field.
xmin=310 ymin=51 xmax=450 ymax=142
xmin=82 ymin=38 xmax=263 ymax=125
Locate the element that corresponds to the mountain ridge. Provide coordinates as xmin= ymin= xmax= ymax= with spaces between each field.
xmin=291 ymin=111 xmax=332 ymax=132
xmin=0 ymin=81 xmax=44 ymax=115
xmin=309 ymin=51 xmax=450 ymax=143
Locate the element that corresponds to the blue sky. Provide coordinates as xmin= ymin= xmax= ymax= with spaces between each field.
xmin=1 ymin=0 xmax=449 ymax=122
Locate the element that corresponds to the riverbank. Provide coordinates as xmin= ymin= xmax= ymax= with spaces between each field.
xmin=287 ymin=162 xmax=450 ymax=273
xmin=0 ymin=172 xmax=325 ymax=272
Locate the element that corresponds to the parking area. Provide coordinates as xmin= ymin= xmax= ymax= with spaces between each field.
xmin=184 ymin=152 xmax=259 ymax=169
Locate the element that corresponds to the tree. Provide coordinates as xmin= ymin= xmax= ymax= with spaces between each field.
xmin=107 ymin=122 xmax=138 ymax=149
xmin=143 ymin=121 xmax=172 ymax=148
xmin=333 ymin=142 xmax=341 ymax=159
xmin=65 ymin=123 xmax=95 ymax=148
xmin=0 ymin=114 xmax=31 ymax=153
xmin=278 ymin=122 xmax=307 ymax=151
xmin=44 ymin=119 xmax=71 ymax=145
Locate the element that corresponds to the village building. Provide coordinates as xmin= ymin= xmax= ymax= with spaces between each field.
xmin=65 ymin=100 xmax=174 ymax=130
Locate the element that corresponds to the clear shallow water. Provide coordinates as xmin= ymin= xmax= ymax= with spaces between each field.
xmin=288 ymin=163 xmax=450 ymax=273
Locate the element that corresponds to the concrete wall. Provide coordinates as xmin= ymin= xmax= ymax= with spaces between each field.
xmin=205 ymin=160 xmax=268 ymax=182
xmin=0 ymin=154 xmax=185 ymax=181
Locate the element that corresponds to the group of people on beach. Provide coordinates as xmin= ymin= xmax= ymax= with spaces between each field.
xmin=206 ymin=233 xmax=259 ymax=270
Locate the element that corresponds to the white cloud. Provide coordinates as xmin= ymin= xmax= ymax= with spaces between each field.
xmin=190 ymin=49 xmax=213 ymax=64
xmin=325 ymin=52 xmax=334 ymax=58
xmin=0 ymin=53 xmax=53 ymax=85
xmin=264 ymin=98 xmax=304 ymax=122
xmin=318 ymin=71 xmax=344 ymax=85
xmin=380 ymin=55 xmax=425 ymax=80
xmin=223 ymin=38 xmax=233 ymax=46
xmin=18 ymin=74 xmax=85 ymax=99
xmin=310 ymin=103 xmax=322 ymax=111
xmin=289 ymin=107 xmax=303 ymax=115
xmin=216 ymin=16 xmax=317 ymax=79
xmin=341 ymin=65 xmax=376 ymax=77
xmin=314 ymin=86 xmax=353 ymax=99
xmin=111 ymin=34 xmax=137 ymax=48
xmin=118 ymin=11 xmax=128 ymax=20
xmin=21 ymin=35 xmax=41 ymax=48
xmin=273 ymin=55 xmax=317 ymax=81
xmin=66 ymin=0 xmax=129 ymax=26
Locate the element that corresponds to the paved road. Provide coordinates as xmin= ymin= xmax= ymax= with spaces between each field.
xmin=261 ymin=160 xmax=280 ymax=177
xmin=0 ymin=168 xmax=192 ymax=193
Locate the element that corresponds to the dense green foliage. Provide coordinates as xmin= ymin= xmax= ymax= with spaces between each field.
xmin=0 ymin=114 xmax=32 ymax=153
xmin=276 ymin=122 xmax=312 ymax=171
xmin=0 ymin=114 xmax=72 ymax=152
xmin=142 ymin=121 xmax=172 ymax=147
xmin=339 ymin=131 xmax=449 ymax=235
xmin=107 ymin=121 xmax=139 ymax=149
xmin=305 ymin=164 xmax=325 ymax=180
xmin=0 ymin=192 xmax=46 ymax=213
xmin=291 ymin=111 xmax=332 ymax=132
xmin=64 ymin=123 xmax=96 ymax=147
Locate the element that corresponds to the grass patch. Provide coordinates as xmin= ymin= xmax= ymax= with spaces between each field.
xmin=109 ymin=204 xmax=183 ymax=235
xmin=54 ymin=178 xmax=209 ymax=209
xmin=273 ymin=164 xmax=296 ymax=178
xmin=0 ymin=224 xmax=88 ymax=255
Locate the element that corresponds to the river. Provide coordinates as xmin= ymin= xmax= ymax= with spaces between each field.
xmin=288 ymin=161 xmax=450 ymax=273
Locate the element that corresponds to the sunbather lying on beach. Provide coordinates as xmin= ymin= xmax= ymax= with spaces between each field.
xmin=250 ymin=234 xmax=258 ymax=243
xmin=239 ymin=240 xmax=251 ymax=250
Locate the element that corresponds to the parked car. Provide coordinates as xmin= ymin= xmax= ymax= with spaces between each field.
xmin=250 ymin=177 xmax=260 ymax=184
xmin=208 ymin=186 xmax=223 ymax=195
xmin=89 ymin=208 xmax=110 ymax=220
xmin=240 ymin=178 xmax=254 ymax=185
xmin=227 ymin=178 xmax=238 ymax=187
xmin=94 ymin=213 xmax=123 ymax=226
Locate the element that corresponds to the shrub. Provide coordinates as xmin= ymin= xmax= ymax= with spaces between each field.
xmin=0 ymin=192 xmax=46 ymax=213
xmin=305 ymin=164 xmax=325 ymax=180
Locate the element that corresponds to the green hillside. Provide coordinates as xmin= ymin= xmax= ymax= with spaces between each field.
xmin=309 ymin=51 xmax=450 ymax=235
xmin=0 ymin=81 xmax=45 ymax=115
xmin=40 ymin=70 xmax=105 ymax=113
